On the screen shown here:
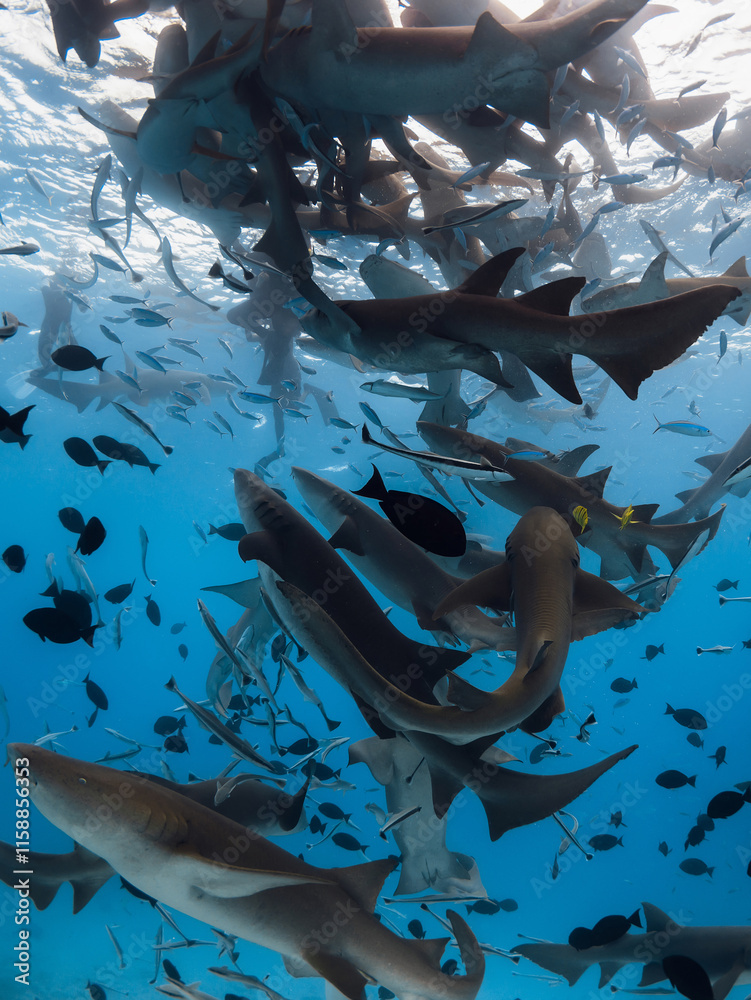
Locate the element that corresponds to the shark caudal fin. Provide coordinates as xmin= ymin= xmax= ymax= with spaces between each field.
xmin=647 ymin=504 xmax=725 ymax=566
xmin=0 ymin=840 xmax=113 ymax=913
xmin=582 ymin=285 xmax=741 ymax=400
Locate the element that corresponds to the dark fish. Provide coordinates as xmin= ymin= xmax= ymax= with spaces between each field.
xmin=309 ymin=815 xmax=326 ymax=835
xmin=466 ymin=899 xmax=502 ymax=916
xmin=76 ymin=516 xmax=106 ymax=556
xmin=153 ymin=715 xmax=182 ymax=736
xmin=642 ymin=644 xmax=665 ymax=660
xmin=104 ymin=580 xmax=135 ymax=604
xmin=58 ymin=506 xmax=86 ymax=533
xmin=208 ymin=522 xmax=246 ymax=540
xmin=568 ymin=926 xmax=593 ymax=950
xmin=665 ymin=703 xmax=707 ymax=730
xmin=679 ymin=858 xmax=714 ymax=876
xmin=270 ymin=633 xmax=287 ymax=663
xmin=86 ymin=983 xmax=107 ymax=1000
xmin=0 ymin=403 xmax=33 ymax=448
xmin=93 ymin=435 xmax=160 ymax=474
xmin=684 ymin=825 xmax=705 ymax=849
xmin=23 ymin=607 xmax=95 ymax=645
xmin=529 ymin=742 xmax=551 ymax=764
xmin=145 ymin=594 xmax=161 ymax=626
xmin=120 ymin=877 xmax=157 ymax=906
xmin=658 ymin=841 xmax=671 ymax=856
xmin=170 ymin=622 xmax=187 ymax=634
xmin=707 ymin=787 xmax=751 ymax=819
xmin=353 ymin=464 xmax=466 ymax=557
xmin=577 ymin=911 xmax=641 ymax=950
xmin=656 ymin=770 xmax=696 ymax=789
xmin=378 ymin=989 xmax=396 ymax=1000
xmin=714 ymin=579 xmax=739 ymax=591
xmin=2 ymin=544 xmax=25 ymax=573
xmin=162 ymin=959 xmax=182 ymax=981
xmin=178 ymin=643 xmax=188 ymax=661
xmin=87 ymin=707 xmax=98 ymax=728
xmin=696 ymin=813 xmax=715 ymax=832
xmin=164 ymin=732 xmax=188 ymax=753
xmin=319 ymin=802 xmax=351 ymax=822
xmin=51 ymin=345 xmax=108 ymax=372
xmin=610 ymin=677 xmax=637 ymax=693
xmin=63 ymin=437 xmax=110 ymax=475
xmin=54 ymin=589 xmax=92 ymax=629
xmin=286 ymin=737 xmax=318 ymax=756
xmin=609 ymin=811 xmax=626 ymax=828
xmin=662 ymin=955 xmax=713 ymax=1000
xmin=441 ymin=960 xmax=458 ymax=976
xmin=686 ymin=732 xmax=704 ymax=748
xmin=407 ymin=919 xmax=425 ymax=939
xmin=332 ymin=832 xmax=366 ymax=853
xmin=84 ymin=673 xmax=108 ymax=710
xmin=499 ymin=898 xmax=518 ymax=912
xmin=304 ymin=761 xmax=338 ymax=781
xmin=708 ymin=745 xmax=727 ymax=768
xmin=589 ymin=834 xmax=623 ymax=852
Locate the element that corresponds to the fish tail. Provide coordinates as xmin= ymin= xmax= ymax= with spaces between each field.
xmin=148 ymin=463 xmax=160 ymax=474
xmin=163 ymin=445 xmax=174 ymax=456
xmin=353 ymin=464 xmax=387 ymax=501
xmin=94 ymin=356 xmax=110 ymax=371
xmin=96 ymin=460 xmax=111 ymax=475
xmin=687 ymin=775 xmax=696 ymax=787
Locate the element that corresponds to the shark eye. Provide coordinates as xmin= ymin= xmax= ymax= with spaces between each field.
xmin=78 ymin=778 xmax=87 ymax=785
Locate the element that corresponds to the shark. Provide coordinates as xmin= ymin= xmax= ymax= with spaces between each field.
xmin=301 ymin=250 xmax=741 ymax=404
xmin=12 ymin=743 xmax=485 ymax=1000
xmin=582 ymin=251 xmax=751 ymax=326
xmin=416 ymin=421 xmax=725 ymax=581
xmin=514 ymin=901 xmax=751 ymax=998
xmin=290 ymin=465 xmax=514 ymax=651
xmin=653 ymin=419 xmax=751 ymax=524
xmin=233 ymin=468 xmax=470 ymax=716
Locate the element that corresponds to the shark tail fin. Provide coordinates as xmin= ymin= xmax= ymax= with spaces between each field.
xmin=651 ymin=504 xmax=725 ymax=568
xmin=513 ymin=943 xmax=588 ymax=986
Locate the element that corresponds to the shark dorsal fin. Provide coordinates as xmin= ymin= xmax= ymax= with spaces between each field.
xmin=639 ymin=252 xmax=669 ymax=295
xmin=408 ymin=936 xmax=452 ymax=967
xmin=641 ymin=902 xmax=677 ymax=933
xmin=554 ymin=444 xmax=601 ymax=478
xmin=723 ymin=256 xmax=748 ymax=278
xmin=516 ymin=277 xmax=587 ymax=316
xmin=310 ymin=0 xmax=359 ymax=54
xmin=630 ymin=502 xmax=660 ymax=525
xmin=516 ymin=351 xmax=580 ymax=404
xmin=572 ymin=467 xmax=611 ymax=498
xmin=454 ymin=248 xmax=525 ymax=297
xmin=330 ymin=857 xmax=397 ymax=914
xmin=467 ymin=11 xmax=536 ymax=63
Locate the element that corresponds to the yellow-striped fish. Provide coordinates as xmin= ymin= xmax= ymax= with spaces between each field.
xmin=614 ymin=504 xmax=639 ymax=530
xmin=572 ymin=505 xmax=588 ymax=531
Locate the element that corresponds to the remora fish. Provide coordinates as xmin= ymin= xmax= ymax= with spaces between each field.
xmin=361 ymin=424 xmax=513 ymax=482
xmin=13 ymin=743 xmax=485 ymax=1000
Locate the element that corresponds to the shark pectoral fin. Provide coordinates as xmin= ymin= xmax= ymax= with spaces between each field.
xmin=598 ymin=960 xmax=624 ymax=988
xmin=572 ymin=607 xmax=640 ymax=640
xmin=201 ymin=578 xmax=262 ymax=609
xmin=572 ymin=466 xmax=611 ymax=498
xmin=237 ymin=531 xmax=276 ymax=565
xmin=517 ymin=277 xmax=586 ymax=316
xmin=433 ymin=563 xmax=513 ymax=619
xmin=328 ymin=516 xmax=365 ymax=556
xmin=513 ymin=943 xmax=586 ymax=986
xmin=426 ymin=764 xmax=465 ymax=819
xmin=639 ymin=961 xmax=666 ymax=987
xmin=530 ymin=639 xmax=554 ymax=671
xmin=301 ymin=950 xmax=369 ymax=1000
xmin=187 ymin=854 xmax=330 ymax=896
xmin=520 ymin=685 xmax=566 ymax=735
xmin=641 ymin=901 xmax=676 ymax=933
xmin=515 ymin=350 xmax=581 ymax=405
xmin=695 ymin=450 xmax=728 ymax=472
xmin=446 ymin=671 xmax=491 ymax=710
xmin=572 ymin=570 xmax=646 ymax=637
xmin=489 ymin=69 xmax=552 ymax=130
xmin=711 ymin=954 xmax=748 ymax=1000
xmin=330 ymin=858 xmax=398 ymax=914
xmin=729 ymin=479 xmax=751 ymax=498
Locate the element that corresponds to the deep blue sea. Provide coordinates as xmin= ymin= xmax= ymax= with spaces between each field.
xmin=1 ymin=1 xmax=750 ymax=999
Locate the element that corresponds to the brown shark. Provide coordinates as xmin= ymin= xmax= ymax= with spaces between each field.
xmin=13 ymin=743 xmax=485 ymax=1000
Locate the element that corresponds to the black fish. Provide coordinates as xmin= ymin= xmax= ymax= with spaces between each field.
xmin=59 ymin=506 xmax=86 ymax=533
xmin=686 ymin=732 xmax=704 ymax=748
xmin=76 ymin=516 xmax=106 ymax=556
xmin=609 ymin=811 xmax=626 ymax=828
xmin=170 ymin=622 xmax=186 ymax=634
xmin=145 ymin=594 xmax=161 ymax=626
xmin=610 ymin=677 xmax=637 ymax=693
xmin=658 ymin=841 xmax=671 ymax=856
xmin=407 ymin=919 xmax=425 ymax=939
xmin=120 ymin=877 xmax=157 ymax=906
xmin=684 ymin=825 xmax=705 ymax=849
xmin=679 ymin=858 xmax=714 ymax=876
xmin=662 ymin=955 xmax=713 ymax=1000
xmin=656 ymin=770 xmax=696 ymax=789
xmin=642 ymin=643 xmax=664 ymax=660
xmin=162 ymin=959 xmax=182 ymax=982
xmin=164 ymin=732 xmax=188 ymax=753
xmin=93 ymin=435 xmax=160 ymax=474
xmin=353 ymin=464 xmax=466 ymax=557
xmin=589 ymin=911 xmax=642 ymax=946
xmin=2 ymin=544 xmax=25 ymax=572
xmin=178 ymin=643 xmax=188 ymax=661
xmin=707 ymin=787 xmax=751 ymax=820
xmin=63 ymin=437 xmax=109 ymax=475
xmin=270 ymin=633 xmax=287 ymax=663
xmin=51 ymin=345 xmax=108 ymax=371
xmin=466 ymin=899 xmax=502 ymax=916
xmin=568 ymin=926 xmax=593 ymax=950
xmin=498 ymin=898 xmax=518 ymax=912
xmin=86 ymin=983 xmax=106 ymax=1000
xmin=665 ymin=703 xmax=707 ymax=730
xmin=309 ymin=815 xmax=326 ymax=835
xmin=332 ymin=832 xmax=366 ymax=853
xmin=208 ymin=522 xmax=246 ymax=540
xmin=696 ymin=813 xmax=715 ymax=832
xmin=319 ymin=802 xmax=351 ymax=822
xmin=87 ymin=707 xmax=98 ymax=728
xmin=54 ymin=589 xmax=92 ymax=629
xmin=104 ymin=580 xmax=135 ymax=604
xmin=589 ymin=834 xmax=623 ymax=852
xmin=708 ymin=745 xmax=727 ymax=768
xmin=23 ymin=607 xmax=95 ymax=645
xmin=714 ymin=578 xmax=738 ymax=591
xmin=0 ymin=403 xmax=34 ymax=448
xmin=84 ymin=673 xmax=108 ymax=710
xmin=441 ymin=960 xmax=458 ymax=976
xmin=153 ymin=715 xmax=183 ymax=736
xmin=286 ymin=737 xmax=318 ymax=756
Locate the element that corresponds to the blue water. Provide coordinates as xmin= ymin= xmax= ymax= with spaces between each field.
xmin=1 ymin=1 xmax=750 ymax=999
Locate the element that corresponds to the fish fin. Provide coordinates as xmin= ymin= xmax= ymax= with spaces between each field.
xmin=598 ymin=961 xmax=624 ymax=988
xmin=723 ymin=256 xmax=748 ymax=278
xmin=201 ymin=579 xmax=262 ymax=609
xmin=695 ymin=450 xmax=728 ymax=471
xmin=310 ymin=0 xmax=359 ymax=54
xmin=467 ymin=12 xmax=536 ymax=63
xmin=329 ymin=857 xmax=398 ymax=914
xmin=571 ymin=466 xmax=611 ymax=499
xmin=177 ymin=846 xmax=327 ymax=895
xmin=512 ymin=944 xmax=587 ymax=986
xmin=237 ymin=532 xmax=277 ymax=565
xmin=639 ymin=962 xmax=667 ymax=986
xmin=427 ymin=763 xmax=466 ymax=819
xmin=279 ymin=777 xmax=309 ymax=833
xmin=641 ymin=901 xmax=677 ymax=933
xmin=652 ymin=504 xmax=725 ymax=569
xmin=453 ymin=248 xmax=525 ymax=297
xmin=520 ymin=685 xmax=566 ymax=734
xmin=638 ymin=251 xmax=670 ymax=295
xmin=630 ymin=502 xmax=660 ymax=524
xmin=712 ymin=954 xmax=748 ymax=1000
xmin=407 ymin=935 xmax=451 ymax=968
xmin=353 ymin=464 xmax=387 ymax=501
xmin=71 ymin=843 xmax=115 ymax=913
xmin=262 ymin=0 xmax=286 ymax=60
xmin=573 ymin=570 xmax=645 ymax=631
xmin=530 ymin=640 xmax=554 ymax=672
xmin=673 ymin=488 xmax=697 ymax=505
xmin=432 ymin=562 xmax=513 ymax=618
xmin=328 ymin=517 xmax=365 ymax=557
xmin=516 ymin=277 xmax=586 ymax=316
xmin=348 ymin=736 xmax=396 ymax=785
xmin=729 ymin=479 xmax=751 ymax=498
xmin=301 ymin=950 xmax=369 ymax=999
xmin=514 ymin=350 xmax=581 ymax=405
xmin=554 ymin=443 xmax=600 ymax=477
xmin=446 ymin=671 xmax=492 ymax=710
